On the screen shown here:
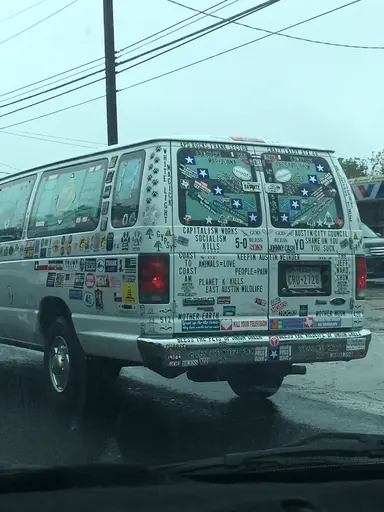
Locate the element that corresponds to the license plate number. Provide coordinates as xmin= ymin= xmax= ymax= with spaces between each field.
xmin=286 ymin=267 xmax=321 ymax=289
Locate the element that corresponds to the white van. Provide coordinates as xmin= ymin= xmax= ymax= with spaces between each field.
xmin=0 ymin=135 xmax=370 ymax=404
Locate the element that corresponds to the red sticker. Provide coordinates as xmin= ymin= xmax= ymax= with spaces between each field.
xmin=85 ymin=273 xmax=96 ymax=289
xmin=269 ymin=336 xmax=279 ymax=347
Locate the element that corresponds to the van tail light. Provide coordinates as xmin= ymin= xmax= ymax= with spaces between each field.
xmin=356 ymin=256 xmax=367 ymax=300
xmin=138 ymin=254 xmax=170 ymax=304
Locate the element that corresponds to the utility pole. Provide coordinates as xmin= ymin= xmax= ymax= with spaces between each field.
xmin=103 ymin=0 xmax=118 ymax=146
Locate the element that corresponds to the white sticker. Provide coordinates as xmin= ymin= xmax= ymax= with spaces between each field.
xmin=122 ymin=213 xmax=129 ymax=226
xmin=242 ymin=181 xmax=261 ymax=193
xmin=233 ymin=166 xmax=252 ymax=181
xmin=83 ymin=291 xmax=94 ymax=307
xmin=274 ymin=168 xmax=292 ymax=183
xmin=4 ymin=220 xmax=9 ymax=229
xmin=265 ymin=183 xmax=283 ymax=194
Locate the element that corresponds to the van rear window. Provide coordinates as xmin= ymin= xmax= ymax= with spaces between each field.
xmin=177 ymin=148 xmax=262 ymax=227
xmin=262 ymin=153 xmax=344 ymax=229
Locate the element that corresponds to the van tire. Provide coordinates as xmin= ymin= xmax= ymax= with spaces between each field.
xmin=44 ymin=316 xmax=88 ymax=407
xmin=227 ymin=366 xmax=284 ymax=400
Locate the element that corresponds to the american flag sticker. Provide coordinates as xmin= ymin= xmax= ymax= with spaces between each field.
xmin=312 ymin=187 xmax=325 ymax=201
xmin=124 ymin=257 xmax=136 ymax=275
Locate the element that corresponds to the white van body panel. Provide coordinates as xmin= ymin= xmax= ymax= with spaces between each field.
xmin=0 ymin=135 xmax=371 ymax=372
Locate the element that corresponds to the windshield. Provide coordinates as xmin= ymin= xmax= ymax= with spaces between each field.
xmin=0 ymin=0 xmax=383 ymax=480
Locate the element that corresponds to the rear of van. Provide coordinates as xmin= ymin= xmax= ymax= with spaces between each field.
xmin=138 ymin=137 xmax=371 ymax=399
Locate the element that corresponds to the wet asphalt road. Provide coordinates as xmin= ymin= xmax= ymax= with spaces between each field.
xmin=0 ymin=287 xmax=383 ymax=468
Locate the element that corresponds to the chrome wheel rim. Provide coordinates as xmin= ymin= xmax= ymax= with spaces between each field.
xmin=49 ymin=336 xmax=70 ymax=393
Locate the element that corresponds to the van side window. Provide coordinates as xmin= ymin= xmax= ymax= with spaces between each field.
xmin=0 ymin=174 xmax=36 ymax=242
xmin=27 ymin=160 xmax=107 ymax=238
xmin=111 ymin=151 xmax=145 ymax=228
xmin=262 ymin=153 xmax=344 ymax=229
xmin=177 ymin=148 xmax=262 ymax=227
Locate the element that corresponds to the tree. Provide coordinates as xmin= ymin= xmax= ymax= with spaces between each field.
xmin=370 ymin=150 xmax=384 ymax=175
xmin=338 ymin=157 xmax=368 ymax=179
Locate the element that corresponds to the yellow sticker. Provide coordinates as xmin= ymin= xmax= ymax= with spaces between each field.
xmin=353 ymin=232 xmax=358 ymax=240
xmin=165 ymin=228 xmax=172 ymax=237
xmin=100 ymin=235 xmax=106 ymax=249
xmin=122 ymin=283 xmax=137 ymax=304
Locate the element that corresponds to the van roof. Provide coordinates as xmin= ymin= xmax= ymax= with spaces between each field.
xmin=1 ymin=135 xmax=335 ymax=182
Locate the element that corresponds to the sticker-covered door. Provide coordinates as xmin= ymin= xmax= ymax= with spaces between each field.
xmin=172 ymin=142 xmax=269 ymax=336
xmin=258 ymin=148 xmax=354 ymax=338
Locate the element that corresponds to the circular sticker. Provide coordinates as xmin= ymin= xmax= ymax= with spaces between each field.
xmin=232 ymin=166 xmax=252 ymax=181
xmin=85 ymin=273 xmax=96 ymax=288
xmin=83 ymin=291 xmax=95 ymax=307
xmin=274 ymin=168 xmax=292 ymax=183
xmin=97 ymin=259 xmax=105 ymax=272
xmin=269 ymin=336 xmax=280 ymax=348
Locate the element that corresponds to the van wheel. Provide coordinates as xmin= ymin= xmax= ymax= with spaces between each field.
xmin=227 ymin=366 xmax=284 ymax=400
xmin=44 ymin=317 xmax=123 ymax=407
xmin=44 ymin=316 xmax=87 ymax=406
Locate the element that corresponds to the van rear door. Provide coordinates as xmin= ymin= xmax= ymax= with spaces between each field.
xmin=256 ymin=148 xmax=354 ymax=341
xmin=172 ymin=141 xmax=269 ymax=339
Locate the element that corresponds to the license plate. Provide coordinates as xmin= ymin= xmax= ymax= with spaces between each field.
xmin=286 ymin=267 xmax=321 ymax=289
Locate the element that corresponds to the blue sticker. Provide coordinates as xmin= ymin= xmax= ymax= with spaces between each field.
xmin=270 ymin=318 xmax=304 ymax=329
xmin=197 ymin=168 xmax=209 ymax=179
xmin=212 ymin=184 xmax=224 ymax=195
xmin=248 ymin=212 xmax=258 ymax=224
xmin=106 ymin=232 xmax=114 ymax=251
xmin=231 ymin=198 xmax=243 ymax=210
xmin=268 ymin=348 xmax=280 ymax=360
xmin=184 ymin=155 xmax=196 ymax=165
xmin=182 ymin=319 xmax=220 ymax=332
xmin=308 ymin=175 xmax=318 ymax=184
xmin=290 ymin=199 xmax=301 ymax=210
xmin=105 ymin=258 xmax=118 ymax=272
xmin=69 ymin=289 xmax=83 ymax=300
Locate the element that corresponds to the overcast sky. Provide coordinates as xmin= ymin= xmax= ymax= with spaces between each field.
xmin=0 ymin=0 xmax=382 ymax=175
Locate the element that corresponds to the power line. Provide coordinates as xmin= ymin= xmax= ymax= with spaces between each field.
xmin=0 ymin=95 xmax=106 ymax=130
xmin=0 ymin=62 xmax=105 ymax=104
xmin=0 ymin=0 xmax=364 ymax=131
xmin=116 ymin=0 xmax=281 ymax=69
xmin=0 ymin=0 xmax=78 ymax=47
xmin=0 ymin=0 xmax=49 ymax=25
xmin=0 ymin=0 xmax=232 ymax=101
xmin=11 ymin=129 xmax=105 ymax=146
xmin=0 ymin=58 xmax=104 ymax=100
xmin=0 ymin=68 xmax=105 ymax=110
xmin=0 ymin=129 xmax=101 ymax=149
xmin=117 ymin=0 xmax=365 ymax=87
xmin=0 ymin=162 xmax=19 ymax=173
xmin=0 ymin=76 xmax=105 ymax=120
xmin=0 ymin=0 xmax=278 ymax=119
xmin=118 ymin=0 xmax=240 ymax=58
xmin=168 ymin=0 xmax=384 ymax=50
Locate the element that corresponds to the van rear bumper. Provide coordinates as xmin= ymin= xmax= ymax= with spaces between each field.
xmin=137 ymin=329 xmax=372 ymax=369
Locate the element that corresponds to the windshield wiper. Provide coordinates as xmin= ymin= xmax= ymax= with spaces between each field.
xmin=156 ymin=432 xmax=384 ymax=476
